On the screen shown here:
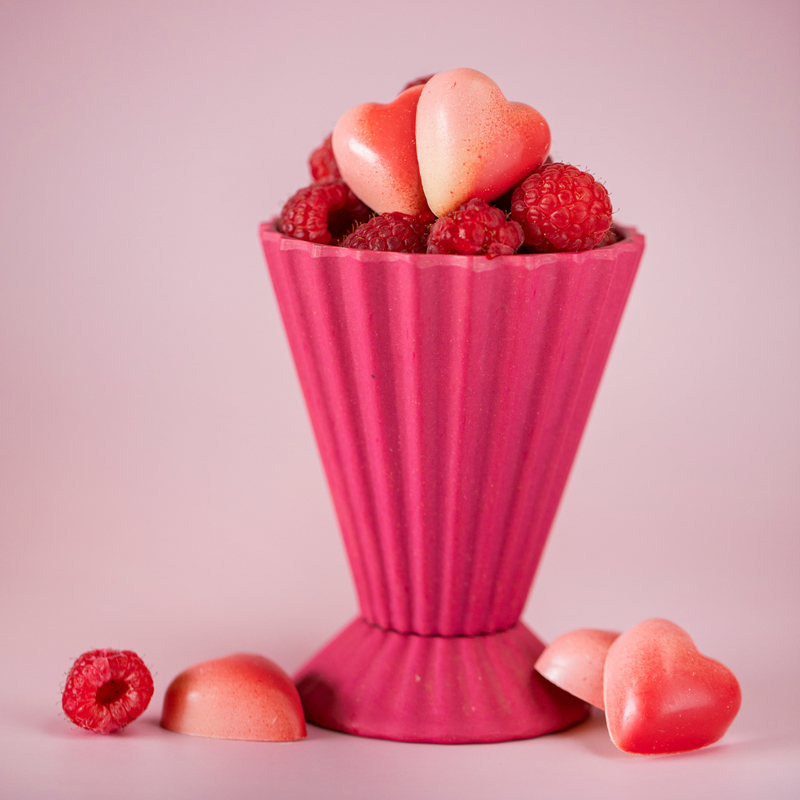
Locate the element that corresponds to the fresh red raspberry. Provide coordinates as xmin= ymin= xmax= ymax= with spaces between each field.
xmin=279 ymin=180 xmax=372 ymax=245
xmin=427 ymin=198 xmax=524 ymax=257
xmin=341 ymin=211 xmax=436 ymax=253
xmin=62 ymin=649 xmax=154 ymax=734
xmin=510 ymin=163 xmax=612 ymax=252
xmin=308 ymin=134 xmax=340 ymax=183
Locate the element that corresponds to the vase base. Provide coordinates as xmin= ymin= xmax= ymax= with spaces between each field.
xmin=294 ymin=618 xmax=588 ymax=744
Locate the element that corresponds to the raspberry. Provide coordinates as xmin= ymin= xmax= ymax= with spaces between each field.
xmin=427 ymin=198 xmax=524 ymax=257
xmin=308 ymin=134 xmax=340 ymax=183
xmin=341 ymin=211 xmax=435 ymax=253
xmin=62 ymin=649 xmax=154 ymax=734
xmin=510 ymin=163 xmax=612 ymax=252
xmin=279 ymin=180 xmax=372 ymax=245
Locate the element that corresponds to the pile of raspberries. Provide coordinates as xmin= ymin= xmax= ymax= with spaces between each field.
xmin=278 ymin=135 xmax=615 ymax=258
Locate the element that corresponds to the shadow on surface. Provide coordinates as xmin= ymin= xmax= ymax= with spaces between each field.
xmin=554 ymin=706 xmax=799 ymax=763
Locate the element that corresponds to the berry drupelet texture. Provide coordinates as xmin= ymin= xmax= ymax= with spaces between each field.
xmin=279 ymin=180 xmax=372 ymax=245
xmin=341 ymin=211 xmax=436 ymax=253
xmin=510 ymin=163 xmax=612 ymax=252
xmin=62 ymin=649 xmax=154 ymax=734
xmin=309 ymin=134 xmax=340 ymax=183
xmin=427 ymin=198 xmax=524 ymax=257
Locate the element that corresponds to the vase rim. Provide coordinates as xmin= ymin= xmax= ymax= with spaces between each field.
xmin=260 ymin=220 xmax=644 ymax=273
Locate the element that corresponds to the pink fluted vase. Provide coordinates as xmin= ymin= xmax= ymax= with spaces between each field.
xmin=260 ymin=223 xmax=644 ymax=743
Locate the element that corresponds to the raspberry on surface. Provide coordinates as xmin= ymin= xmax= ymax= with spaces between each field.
xmin=279 ymin=180 xmax=372 ymax=245
xmin=427 ymin=198 xmax=524 ymax=257
xmin=341 ymin=211 xmax=435 ymax=253
xmin=309 ymin=134 xmax=340 ymax=183
xmin=510 ymin=163 xmax=613 ymax=252
xmin=62 ymin=649 xmax=154 ymax=734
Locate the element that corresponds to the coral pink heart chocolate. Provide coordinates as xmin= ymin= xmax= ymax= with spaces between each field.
xmin=332 ymin=85 xmax=429 ymax=216
xmin=416 ymin=68 xmax=550 ymax=217
xmin=160 ymin=653 xmax=306 ymax=741
xmin=535 ymin=629 xmax=619 ymax=709
xmin=604 ymin=619 xmax=741 ymax=754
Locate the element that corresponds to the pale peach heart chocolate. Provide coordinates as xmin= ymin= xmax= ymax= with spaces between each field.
xmin=535 ymin=628 xmax=619 ymax=709
xmin=416 ymin=68 xmax=550 ymax=217
xmin=160 ymin=653 xmax=306 ymax=741
xmin=332 ymin=84 xmax=429 ymax=216
xmin=604 ymin=619 xmax=741 ymax=755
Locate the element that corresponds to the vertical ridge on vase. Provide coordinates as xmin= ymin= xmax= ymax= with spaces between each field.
xmin=314 ymin=259 xmax=390 ymax=620
xmin=526 ymin=255 xmax=618 ymax=608
xmin=268 ymin=246 xmax=390 ymax=622
xmin=437 ymin=266 xmax=475 ymax=635
xmin=465 ymin=269 xmax=558 ymax=632
xmin=339 ymin=262 xmax=411 ymax=628
xmin=497 ymin=249 xmax=637 ymax=619
xmin=389 ymin=265 xmax=432 ymax=634
xmin=455 ymin=269 xmax=513 ymax=634
xmin=494 ymin=256 xmax=614 ymax=621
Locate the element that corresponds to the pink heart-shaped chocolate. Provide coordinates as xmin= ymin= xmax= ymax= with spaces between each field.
xmin=332 ymin=85 xmax=429 ymax=215
xmin=604 ymin=619 xmax=741 ymax=754
xmin=535 ymin=628 xmax=619 ymax=709
xmin=416 ymin=69 xmax=550 ymax=217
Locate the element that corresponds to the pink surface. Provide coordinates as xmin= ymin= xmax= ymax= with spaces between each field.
xmin=1 ymin=0 xmax=799 ymax=796
xmin=535 ymin=628 xmax=620 ymax=709
xmin=160 ymin=653 xmax=306 ymax=741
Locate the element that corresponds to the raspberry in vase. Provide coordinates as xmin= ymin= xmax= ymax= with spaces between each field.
xmin=427 ymin=198 xmax=524 ymax=257
xmin=278 ymin=179 xmax=372 ymax=245
xmin=341 ymin=211 xmax=435 ymax=253
xmin=308 ymin=134 xmax=340 ymax=183
xmin=511 ymin=163 xmax=613 ymax=252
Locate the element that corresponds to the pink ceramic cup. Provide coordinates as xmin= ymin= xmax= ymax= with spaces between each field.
xmin=260 ymin=223 xmax=644 ymax=743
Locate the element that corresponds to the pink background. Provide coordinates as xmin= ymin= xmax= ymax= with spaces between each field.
xmin=1 ymin=0 xmax=798 ymax=797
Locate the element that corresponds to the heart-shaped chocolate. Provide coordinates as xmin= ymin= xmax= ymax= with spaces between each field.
xmin=161 ymin=653 xmax=306 ymax=741
xmin=535 ymin=628 xmax=619 ymax=709
xmin=604 ymin=619 xmax=741 ymax=754
xmin=332 ymin=84 xmax=429 ymax=216
xmin=416 ymin=69 xmax=550 ymax=217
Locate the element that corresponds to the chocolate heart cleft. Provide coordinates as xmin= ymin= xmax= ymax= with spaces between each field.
xmin=535 ymin=629 xmax=620 ymax=710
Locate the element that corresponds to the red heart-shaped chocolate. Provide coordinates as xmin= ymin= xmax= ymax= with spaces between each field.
xmin=604 ymin=619 xmax=741 ymax=754
xmin=535 ymin=628 xmax=619 ymax=709
xmin=332 ymin=85 xmax=429 ymax=216
xmin=416 ymin=69 xmax=550 ymax=217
